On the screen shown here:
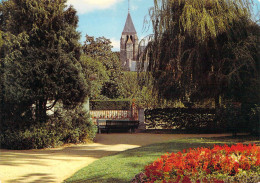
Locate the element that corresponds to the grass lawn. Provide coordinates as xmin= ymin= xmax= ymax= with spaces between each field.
xmin=64 ymin=135 xmax=260 ymax=183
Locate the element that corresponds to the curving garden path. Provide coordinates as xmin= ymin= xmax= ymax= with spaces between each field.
xmin=0 ymin=133 xmax=231 ymax=183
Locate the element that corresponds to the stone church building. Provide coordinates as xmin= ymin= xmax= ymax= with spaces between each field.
xmin=120 ymin=11 xmax=139 ymax=71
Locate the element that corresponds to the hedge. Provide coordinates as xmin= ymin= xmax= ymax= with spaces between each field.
xmin=90 ymin=100 xmax=132 ymax=110
xmin=144 ymin=107 xmax=251 ymax=133
xmin=145 ymin=108 xmax=216 ymax=131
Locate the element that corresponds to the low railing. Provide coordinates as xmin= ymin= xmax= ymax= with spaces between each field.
xmin=90 ymin=108 xmax=138 ymax=124
xmin=90 ymin=110 xmax=131 ymax=119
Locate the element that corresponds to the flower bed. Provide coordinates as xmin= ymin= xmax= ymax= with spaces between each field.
xmin=132 ymin=144 xmax=260 ymax=183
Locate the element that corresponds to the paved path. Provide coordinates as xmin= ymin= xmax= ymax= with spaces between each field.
xmin=0 ymin=133 xmax=230 ymax=183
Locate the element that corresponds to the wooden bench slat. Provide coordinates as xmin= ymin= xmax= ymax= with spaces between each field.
xmin=97 ymin=119 xmax=139 ymax=133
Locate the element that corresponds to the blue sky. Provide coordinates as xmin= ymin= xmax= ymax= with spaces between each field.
xmin=66 ymin=0 xmax=155 ymax=51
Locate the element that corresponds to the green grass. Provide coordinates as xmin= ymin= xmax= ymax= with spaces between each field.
xmin=64 ymin=135 xmax=260 ymax=183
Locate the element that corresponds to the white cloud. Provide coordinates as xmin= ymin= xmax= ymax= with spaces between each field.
xmin=67 ymin=0 xmax=123 ymax=14
xmin=110 ymin=38 xmax=120 ymax=51
xmin=131 ymin=4 xmax=138 ymax=11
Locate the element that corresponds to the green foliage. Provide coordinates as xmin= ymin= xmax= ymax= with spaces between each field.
xmin=90 ymin=100 xmax=132 ymax=110
xmin=0 ymin=124 xmax=62 ymax=150
xmin=145 ymin=108 xmax=217 ymax=131
xmin=216 ymin=103 xmax=248 ymax=136
xmin=0 ymin=0 xmax=88 ymax=123
xmin=117 ymin=72 xmax=176 ymax=108
xmin=82 ymin=35 xmax=122 ymax=100
xmin=83 ymin=35 xmax=113 ymax=61
xmin=117 ymin=72 xmax=140 ymax=98
xmin=218 ymin=172 xmax=260 ymax=183
xmin=53 ymin=106 xmax=97 ymax=144
xmin=0 ymin=106 xmax=97 ymax=150
xmin=81 ymin=55 xmax=109 ymax=99
xmin=142 ymin=0 xmax=259 ymax=105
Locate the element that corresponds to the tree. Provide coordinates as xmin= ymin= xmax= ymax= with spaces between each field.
xmin=141 ymin=0 xmax=259 ymax=108
xmin=0 ymin=0 xmax=88 ymax=124
xmin=80 ymin=55 xmax=109 ymax=100
xmin=82 ymin=35 xmax=122 ymax=99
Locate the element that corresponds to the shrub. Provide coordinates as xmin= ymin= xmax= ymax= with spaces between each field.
xmin=0 ymin=106 xmax=97 ymax=150
xmin=215 ymin=103 xmax=248 ymax=136
xmin=145 ymin=108 xmax=216 ymax=132
xmin=90 ymin=99 xmax=132 ymax=110
xmin=137 ymin=144 xmax=260 ymax=183
xmin=0 ymin=124 xmax=62 ymax=150
xmin=54 ymin=106 xmax=97 ymax=143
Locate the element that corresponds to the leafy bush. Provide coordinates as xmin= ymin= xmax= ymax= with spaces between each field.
xmin=145 ymin=108 xmax=216 ymax=131
xmin=90 ymin=99 xmax=132 ymax=110
xmin=215 ymin=103 xmax=248 ymax=136
xmin=134 ymin=144 xmax=260 ymax=183
xmin=0 ymin=125 xmax=62 ymax=150
xmin=0 ymin=106 xmax=97 ymax=150
xmin=54 ymin=106 xmax=97 ymax=143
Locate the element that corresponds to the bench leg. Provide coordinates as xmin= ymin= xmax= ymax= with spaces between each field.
xmin=98 ymin=128 xmax=101 ymax=134
xmin=130 ymin=128 xmax=134 ymax=133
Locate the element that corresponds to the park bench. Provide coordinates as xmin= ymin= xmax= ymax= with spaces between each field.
xmin=97 ymin=119 xmax=139 ymax=133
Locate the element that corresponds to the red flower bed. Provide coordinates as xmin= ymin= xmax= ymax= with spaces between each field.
xmin=143 ymin=144 xmax=260 ymax=183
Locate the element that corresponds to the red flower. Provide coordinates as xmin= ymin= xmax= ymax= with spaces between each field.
xmin=143 ymin=144 xmax=260 ymax=182
xmin=182 ymin=176 xmax=192 ymax=183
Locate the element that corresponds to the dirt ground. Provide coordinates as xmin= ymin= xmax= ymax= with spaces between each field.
xmin=0 ymin=133 xmax=231 ymax=183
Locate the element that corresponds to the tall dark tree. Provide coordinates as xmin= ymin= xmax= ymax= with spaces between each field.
xmin=0 ymin=0 xmax=88 ymax=124
xmin=141 ymin=0 xmax=259 ymax=107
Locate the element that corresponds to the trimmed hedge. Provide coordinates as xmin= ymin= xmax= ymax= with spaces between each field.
xmin=145 ymin=107 xmax=252 ymax=133
xmin=145 ymin=108 xmax=216 ymax=132
xmin=90 ymin=100 xmax=132 ymax=110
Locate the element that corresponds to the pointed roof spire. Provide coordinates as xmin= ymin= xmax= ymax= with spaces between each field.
xmin=122 ymin=0 xmax=136 ymax=35
xmin=122 ymin=12 xmax=137 ymax=35
xmin=128 ymin=0 xmax=130 ymax=13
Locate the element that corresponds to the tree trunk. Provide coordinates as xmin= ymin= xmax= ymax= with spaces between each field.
xmin=36 ymin=99 xmax=47 ymax=123
xmin=214 ymin=95 xmax=222 ymax=133
xmin=214 ymin=95 xmax=221 ymax=109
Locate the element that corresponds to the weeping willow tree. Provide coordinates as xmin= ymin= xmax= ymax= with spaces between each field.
xmin=141 ymin=0 xmax=259 ymax=108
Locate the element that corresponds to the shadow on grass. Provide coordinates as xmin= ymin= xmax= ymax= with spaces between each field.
xmin=93 ymin=133 xmax=234 ymax=146
xmin=65 ymin=176 xmax=128 ymax=183
xmin=118 ymin=138 xmax=230 ymax=159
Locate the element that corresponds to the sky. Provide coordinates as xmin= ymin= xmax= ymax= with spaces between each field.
xmin=66 ymin=0 xmax=260 ymax=51
xmin=66 ymin=0 xmax=155 ymax=51
xmin=0 ymin=0 xmax=259 ymax=51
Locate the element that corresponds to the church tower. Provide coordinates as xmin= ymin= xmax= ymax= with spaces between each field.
xmin=120 ymin=8 xmax=139 ymax=71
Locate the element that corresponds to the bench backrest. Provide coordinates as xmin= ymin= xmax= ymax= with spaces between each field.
xmin=106 ymin=120 xmax=139 ymax=127
xmin=97 ymin=119 xmax=139 ymax=127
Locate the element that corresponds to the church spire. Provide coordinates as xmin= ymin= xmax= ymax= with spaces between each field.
xmin=128 ymin=0 xmax=130 ymax=13
xmin=120 ymin=0 xmax=139 ymax=71
xmin=122 ymin=4 xmax=136 ymax=35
